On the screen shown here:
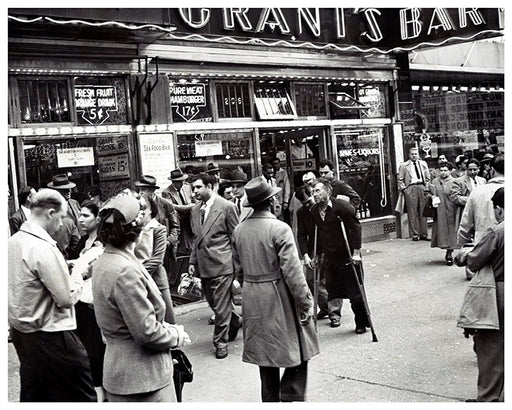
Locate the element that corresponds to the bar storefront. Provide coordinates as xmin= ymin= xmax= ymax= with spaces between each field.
xmin=8 ymin=8 xmax=504 ymax=242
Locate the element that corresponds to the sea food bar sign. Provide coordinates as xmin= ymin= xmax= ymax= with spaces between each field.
xmin=75 ymin=85 xmax=118 ymax=125
xmin=170 ymin=8 xmax=503 ymax=51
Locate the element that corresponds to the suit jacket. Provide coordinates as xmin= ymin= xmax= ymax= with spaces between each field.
xmin=161 ymin=184 xmax=194 ymax=253
xmin=450 ymin=175 xmax=487 ymax=207
xmin=397 ymin=159 xmax=431 ymax=192
xmin=231 ymin=195 xmax=253 ymax=222
xmin=189 ymin=195 xmax=239 ymax=278
xmin=9 ymin=207 xmax=28 ymax=235
xmin=91 ymin=245 xmax=176 ymax=395
xmin=162 ymin=183 xmax=193 ymax=206
xmin=331 ymin=179 xmax=361 ymax=208
xmin=296 ymin=205 xmax=315 ymax=257
xmin=274 ymin=168 xmax=291 ymax=206
xmin=153 ymin=195 xmax=180 ymax=260
xmin=67 ymin=198 xmax=81 ymax=228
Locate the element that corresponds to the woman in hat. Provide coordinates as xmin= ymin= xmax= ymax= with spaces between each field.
xmin=232 ymin=177 xmax=319 ymax=402
xmin=92 ymin=191 xmax=190 ymax=402
xmin=134 ymin=193 xmax=176 ymax=324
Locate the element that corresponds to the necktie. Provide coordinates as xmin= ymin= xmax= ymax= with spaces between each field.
xmin=178 ymin=189 xmax=186 ymax=205
xmin=414 ymin=161 xmax=423 ymax=183
xmin=200 ymin=205 xmax=206 ymax=225
xmin=236 ymin=198 xmax=241 ymax=214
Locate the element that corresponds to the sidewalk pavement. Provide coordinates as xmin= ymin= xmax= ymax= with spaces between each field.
xmin=8 ymin=237 xmax=482 ymax=402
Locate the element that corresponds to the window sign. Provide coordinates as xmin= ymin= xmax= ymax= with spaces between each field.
xmin=195 ymin=140 xmax=223 ymax=157
xmin=138 ymin=133 xmax=176 ymax=190
xmin=98 ymin=153 xmax=130 ymax=181
xmin=57 ymin=147 xmax=95 ymax=168
xmin=169 ymin=80 xmax=212 ymax=123
xmin=216 ymin=82 xmax=251 ymax=119
xmin=75 ymin=85 xmax=118 ymax=125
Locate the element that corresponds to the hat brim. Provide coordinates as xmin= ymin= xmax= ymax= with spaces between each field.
xmin=47 ymin=182 xmax=76 ymax=189
xmin=207 ymin=168 xmax=220 ymax=173
xmin=230 ymin=179 xmax=247 ymax=184
xmin=135 ymin=182 xmax=159 ymax=189
xmin=242 ymin=187 xmax=281 ymax=207
xmin=168 ymin=175 xmax=188 ymax=181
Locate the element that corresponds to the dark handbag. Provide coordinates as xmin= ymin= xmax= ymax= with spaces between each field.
xmin=422 ymin=197 xmax=437 ymax=219
xmin=172 ymin=349 xmax=193 ymax=402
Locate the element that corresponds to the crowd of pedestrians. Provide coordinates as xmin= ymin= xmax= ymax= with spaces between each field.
xmin=8 ymin=148 xmax=504 ymax=402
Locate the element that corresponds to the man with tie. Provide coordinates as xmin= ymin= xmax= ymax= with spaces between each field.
xmin=450 ymin=159 xmax=487 ymax=231
xmin=47 ymin=174 xmax=81 ymax=259
xmin=397 ymin=147 xmax=431 ymax=241
xmin=229 ymin=169 xmax=253 ymax=222
xmin=188 ymin=173 xmax=241 ymax=359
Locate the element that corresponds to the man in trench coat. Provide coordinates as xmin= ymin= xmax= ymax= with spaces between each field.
xmin=232 ymin=176 xmax=319 ymax=402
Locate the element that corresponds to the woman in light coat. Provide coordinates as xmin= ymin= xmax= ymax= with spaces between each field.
xmin=232 ymin=177 xmax=319 ymax=402
xmin=92 ymin=192 xmax=189 ymax=402
xmin=429 ymin=162 xmax=457 ymax=265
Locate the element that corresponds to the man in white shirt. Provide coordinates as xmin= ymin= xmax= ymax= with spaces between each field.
xmin=8 ymin=188 xmax=96 ymax=402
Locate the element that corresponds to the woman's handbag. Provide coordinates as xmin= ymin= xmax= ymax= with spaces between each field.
xmin=422 ymin=196 xmax=437 ymax=219
xmin=171 ymin=349 xmax=193 ymax=402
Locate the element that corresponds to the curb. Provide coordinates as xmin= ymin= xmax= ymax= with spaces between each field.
xmin=174 ymin=299 xmax=208 ymax=316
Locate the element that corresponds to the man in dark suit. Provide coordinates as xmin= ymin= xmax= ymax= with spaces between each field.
xmin=188 ymin=173 xmax=241 ymax=359
xmin=47 ymin=174 xmax=81 ymax=259
xmin=310 ymin=178 xmax=369 ymax=334
xmin=9 ymin=185 xmax=36 ymax=235
xmin=318 ymin=159 xmax=361 ymax=208
xmin=397 ymin=147 xmax=431 ymax=241
xmin=229 ymin=169 xmax=253 ymax=222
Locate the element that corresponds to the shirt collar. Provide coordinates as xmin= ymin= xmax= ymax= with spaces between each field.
xmin=19 ymin=221 xmax=57 ymax=246
xmin=21 ymin=205 xmax=31 ymax=216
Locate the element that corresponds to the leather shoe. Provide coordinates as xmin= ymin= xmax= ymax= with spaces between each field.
xmin=215 ymin=346 xmax=228 ymax=359
xmin=412 ymin=236 xmax=419 ymax=241
xmin=227 ymin=322 xmax=241 ymax=342
xmin=330 ymin=317 xmax=341 ymax=328
xmin=208 ymin=315 xmax=215 ymax=325
xmin=355 ymin=326 xmax=367 ymax=334
xmin=317 ymin=310 xmax=329 ymax=320
xmin=445 ymin=257 xmax=453 ymax=266
xmin=420 ymin=236 xmax=430 ymax=241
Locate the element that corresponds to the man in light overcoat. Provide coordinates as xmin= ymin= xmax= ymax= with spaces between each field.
xmin=232 ymin=176 xmax=319 ymax=402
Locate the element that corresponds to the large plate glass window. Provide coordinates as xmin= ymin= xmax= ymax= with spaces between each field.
xmin=254 ymin=81 xmax=297 ymax=120
xmin=328 ymin=81 xmax=387 ymax=120
xmin=74 ymin=76 xmax=129 ymax=125
xmin=22 ymin=134 xmax=132 ymax=202
xmin=294 ymin=83 xmax=327 ymax=118
xmin=215 ymin=81 xmax=252 ymax=119
xmin=411 ymin=87 xmax=504 ymax=174
xmin=177 ymin=129 xmax=256 ymax=180
xmin=169 ymin=78 xmax=212 ymax=123
xmin=334 ymin=127 xmax=392 ymax=219
xmin=17 ymin=77 xmax=71 ymax=124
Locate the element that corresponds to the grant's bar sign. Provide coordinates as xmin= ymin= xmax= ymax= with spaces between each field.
xmin=169 ymin=8 xmax=503 ymax=52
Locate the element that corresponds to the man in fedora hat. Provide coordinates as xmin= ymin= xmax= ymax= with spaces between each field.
xmin=206 ymin=162 xmax=221 ymax=193
xmin=135 ymin=175 xmax=180 ymax=265
xmin=229 ymin=169 xmax=252 ymax=221
xmin=232 ymin=176 xmax=319 ymax=402
xmin=188 ymin=173 xmax=241 ymax=359
xmin=47 ymin=174 xmax=81 ymax=259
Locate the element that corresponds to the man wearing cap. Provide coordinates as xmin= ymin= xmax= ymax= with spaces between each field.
xmin=229 ymin=169 xmax=252 ymax=222
xmin=188 ymin=173 xmax=241 ymax=359
xmin=9 ymin=188 xmax=96 ymax=402
xmin=47 ymin=174 xmax=82 ymax=259
xmin=232 ymin=176 xmax=319 ymax=402
xmin=135 ymin=175 xmax=180 ymax=270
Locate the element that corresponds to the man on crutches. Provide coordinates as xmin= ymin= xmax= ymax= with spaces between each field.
xmin=309 ymin=178 xmax=370 ymax=335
